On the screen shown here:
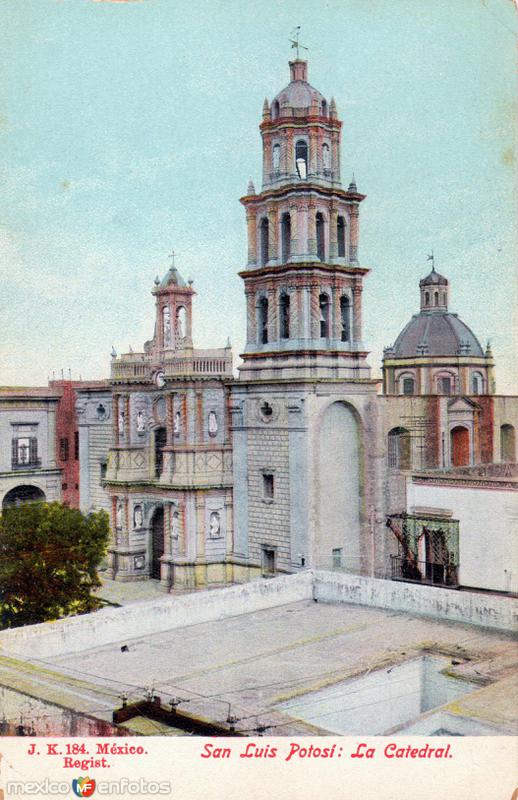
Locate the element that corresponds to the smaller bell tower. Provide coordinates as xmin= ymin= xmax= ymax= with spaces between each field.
xmin=150 ymin=256 xmax=195 ymax=357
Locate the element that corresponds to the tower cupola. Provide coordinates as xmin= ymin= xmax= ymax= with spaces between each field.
xmin=419 ymin=265 xmax=449 ymax=311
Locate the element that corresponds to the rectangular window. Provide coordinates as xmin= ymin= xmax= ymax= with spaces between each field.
xmin=262 ymin=548 xmax=276 ymax=577
xmin=59 ymin=437 xmax=69 ymax=462
xmin=263 ymin=473 xmax=274 ymax=500
xmin=332 ymin=548 xmax=343 ymax=569
xmin=12 ymin=437 xmax=39 ymax=468
xmin=440 ymin=377 xmax=452 ymax=395
xmin=74 ymin=431 xmax=79 ymax=460
xmin=100 ymin=462 xmax=107 ymax=483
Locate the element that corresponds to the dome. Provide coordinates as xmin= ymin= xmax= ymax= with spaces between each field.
xmin=420 ymin=268 xmax=448 ymax=287
xmin=271 ymin=60 xmax=326 ymax=115
xmin=392 ymin=311 xmax=484 ymax=358
xmin=159 ymin=267 xmax=187 ymax=289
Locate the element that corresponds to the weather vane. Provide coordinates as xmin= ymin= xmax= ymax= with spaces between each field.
xmin=427 ymin=249 xmax=435 ymax=271
xmin=290 ymin=26 xmax=308 ymax=59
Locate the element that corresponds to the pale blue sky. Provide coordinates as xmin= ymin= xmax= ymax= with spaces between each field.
xmin=1 ymin=0 xmax=516 ymax=391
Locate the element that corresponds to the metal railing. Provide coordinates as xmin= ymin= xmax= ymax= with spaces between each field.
xmin=390 ymin=555 xmax=459 ymax=588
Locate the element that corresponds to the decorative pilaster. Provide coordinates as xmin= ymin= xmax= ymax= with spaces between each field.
xmin=267 ymin=205 xmax=278 ymax=262
xmin=352 ymin=284 xmax=363 ymax=343
xmin=309 ymin=131 xmax=318 ymax=175
xmin=350 ymin=205 xmax=359 ymax=264
xmin=307 ymin=204 xmax=317 ymax=257
xmin=329 ymin=206 xmax=338 ymax=259
xmin=113 ymin=394 xmax=119 ymax=446
xmin=245 ymin=289 xmax=256 ymax=346
xmin=310 ymin=284 xmax=320 ymax=339
xmin=246 ymin=210 xmax=257 ymax=265
xmin=167 ymin=393 xmax=174 ymax=444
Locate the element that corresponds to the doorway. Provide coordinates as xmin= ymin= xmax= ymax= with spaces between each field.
xmin=150 ymin=506 xmax=164 ymax=579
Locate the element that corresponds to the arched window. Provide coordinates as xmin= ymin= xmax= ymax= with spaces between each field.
xmin=337 ymin=216 xmax=346 ymax=258
xmin=154 ymin=427 xmax=167 ymax=477
xmin=434 ymin=291 xmax=439 ymax=306
xmin=402 ymin=376 xmax=415 ymax=395
xmin=162 ymin=306 xmax=172 ymax=347
xmin=295 ymin=140 xmax=308 ymax=179
xmin=471 ymin=372 xmax=483 ymax=394
xmin=321 ymin=99 xmax=328 ymax=117
xmin=316 ymin=212 xmax=325 ymax=261
xmin=272 ymin=100 xmax=280 ymax=120
xmin=260 ymin=218 xmax=269 ymax=266
xmin=340 ymin=295 xmax=350 ymax=342
xmin=280 ymin=293 xmax=290 ymax=339
xmin=259 ymin=296 xmax=269 ymax=344
xmin=322 ymin=142 xmax=330 ymax=170
xmin=500 ymin=424 xmax=516 ymax=462
xmin=319 ymin=293 xmax=330 ymax=338
xmin=281 ymin=212 xmax=291 ymax=263
xmin=176 ymin=306 xmax=187 ymax=339
xmin=388 ymin=427 xmax=411 ymax=470
xmin=425 ymin=291 xmax=430 ymax=305
xmin=451 ymin=426 xmax=470 ymax=466
xmin=272 ymin=143 xmax=281 ymax=172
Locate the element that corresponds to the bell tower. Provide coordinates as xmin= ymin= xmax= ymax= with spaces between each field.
xmin=239 ymin=58 xmax=371 ymax=381
xmin=232 ymin=57 xmax=385 ymax=582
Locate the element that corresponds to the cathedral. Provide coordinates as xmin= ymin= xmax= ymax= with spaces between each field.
xmin=73 ymin=58 xmax=517 ymax=593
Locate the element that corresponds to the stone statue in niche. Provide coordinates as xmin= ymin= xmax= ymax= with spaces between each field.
xmin=208 ymin=410 xmax=218 ymax=437
xmin=163 ymin=307 xmax=172 ymax=347
xmin=174 ymin=411 xmax=181 ymax=435
xmin=133 ymin=504 xmax=143 ymax=529
xmin=171 ymin=510 xmax=180 ymax=539
xmin=96 ymin=403 xmax=106 ymax=421
xmin=272 ymin=144 xmax=281 ymax=171
xmin=176 ymin=307 xmax=186 ymax=339
xmin=116 ymin=499 xmax=123 ymax=530
xmin=118 ymin=409 xmax=125 ymax=435
xmin=322 ymin=143 xmax=330 ymax=170
xmin=209 ymin=511 xmax=221 ymax=538
xmin=136 ymin=410 xmax=146 ymax=433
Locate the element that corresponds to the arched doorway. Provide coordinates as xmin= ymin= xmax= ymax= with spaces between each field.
xmin=150 ymin=506 xmax=164 ymax=580
xmin=317 ymin=402 xmax=361 ymax=571
xmin=450 ymin=426 xmax=470 ymax=466
xmin=2 ymin=485 xmax=45 ymax=509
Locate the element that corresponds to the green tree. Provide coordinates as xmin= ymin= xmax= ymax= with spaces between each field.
xmin=0 ymin=502 xmax=110 ymax=628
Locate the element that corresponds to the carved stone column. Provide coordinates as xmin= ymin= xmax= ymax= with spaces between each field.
xmin=307 ymin=204 xmax=317 ymax=258
xmin=268 ymin=287 xmax=276 ymax=345
xmin=333 ymin=284 xmax=342 ymax=340
xmin=310 ymin=284 xmax=320 ymax=339
xmin=267 ymin=205 xmax=278 ymax=262
xmin=309 ymin=131 xmax=318 ymax=175
xmin=285 ymin=129 xmax=293 ymax=176
xmin=350 ymin=205 xmax=359 ymax=264
xmin=289 ymin=202 xmax=298 ymax=258
xmin=329 ymin=206 xmax=338 ymax=259
xmin=352 ymin=284 xmax=363 ymax=343
xmin=245 ymin=289 xmax=256 ymax=347
xmin=246 ymin=210 xmax=257 ymax=265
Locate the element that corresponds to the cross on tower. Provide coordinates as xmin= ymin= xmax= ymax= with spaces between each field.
xmin=168 ymin=250 xmax=176 ymax=268
xmin=289 ymin=26 xmax=308 ymax=59
xmin=427 ymin=250 xmax=435 ymax=272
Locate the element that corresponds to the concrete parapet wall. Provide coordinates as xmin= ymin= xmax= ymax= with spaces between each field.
xmin=1 ymin=570 xmax=516 ymax=660
xmin=0 ymin=572 xmax=313 ymax=659
xmin=313 ymin=570 xmax=518 ymax=633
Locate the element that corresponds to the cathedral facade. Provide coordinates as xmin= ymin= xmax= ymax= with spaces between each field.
xmin=91 ymin=57 xmax=517 ymax=591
